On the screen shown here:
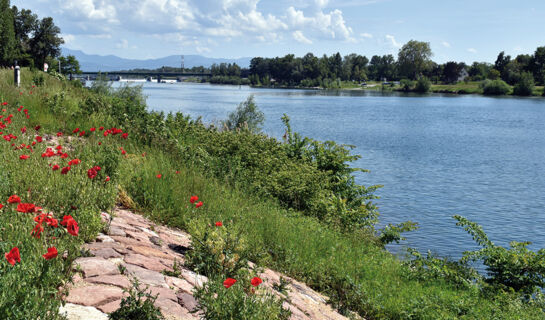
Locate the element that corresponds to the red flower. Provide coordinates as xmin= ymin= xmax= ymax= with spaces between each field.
xmin=17 ymin=203 xmax=37 ymax=213
xmin=21 ymin=126 xmax=26 ymax=133
xmin=195 ymin=201 xmax=203 ymax=208
xmin=98 ymin=142 xmax=102 ymax=145
xmin=68 ymin=159 xmax=81 ymax=166
xmin=175 ymin=170 xmax=180 ymax=174
xmin=156 ymin=174 xmax=162 ymax=179
xmin=31 ymin=223 xmax=44 ymax=238
xmin=56 ymin=132 xmax=63 ymax=137
xmin=56 ymin=145 xmax=62 ymax=150
xmin=61 ymin=166 xmax=71 ymax=174
xmin=43 ymin=247 xmax=58 ymax=260
xmin=215 ymin=221 xmax=223 ymax=227
xmin=90 ymin=127 xmax=96 ymax=132
xmin=122 ymin=133 xmax=128 ymax=139
xmin=35 ymin=125 xmax=41 ymax=131
xmin=190 ymin=196 xmax=198 ymax=204
xmin=105 ymin=176 xmax=110 ymax=182
xmin=36 ymin=136 xmax=43 ymax=143
xmin=5 ymin=247 xmax=21 ymax=266
xmin=0 ymin=203 xmax=3 ymax=210
xmin=19 ymin=154 xmax=29 ymax=160
xmin=251 ymin=277 xmax=263 ymax=287
xmin=61 ymin=215 xmax=79 ymax=236
xmin=79 ymin=131 xmax=85 ymax=137
xmin=121 ymin=149 xmax=126 ymax=155
xmin=8 ymin=195 xmax=21 ymax=204
xmin=99 ymin=126 xmax=104 ymax=131
xmin=223 ymin=278 xmax=237 ymax=288
xmin=61 ymin=153 xmax=68 ymax=159
xmin=72 ymin=128 xmax=80 ymax=133
xmin=87 ymin=168 xmax=98 ymax=179
xmin=93 ymin=166 xmax=101 ymax=171
xmin=52 ymin=164 xmax=60 ymax=171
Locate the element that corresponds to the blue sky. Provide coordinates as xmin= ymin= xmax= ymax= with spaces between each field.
xmin=13 ymin=0 xmax=545 ymax=63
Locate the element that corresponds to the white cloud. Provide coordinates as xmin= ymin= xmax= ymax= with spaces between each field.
xmin=467 ymin=48 xmax=477 ymax=53
xmin=286 ymin=6 xmax=354 ymax=42
xmin=442 ymin=41 xmax=451 ymax=48
xmin=62 ymin=34 xmax=75 ymax=45
xmin=385 ymin=34 xmax=401 ymax=48
xmin=293 ymin=31 xmax=312 ymax=44
xmin=315 ymin=0 xmax=329 ymax=8
xmin=196 ymin=46 xmax=211 ymax=53
xmin=360 ymin=32 xmax=373 ymax=39
xmin=116 ymin=39 xmax=129 ymax=49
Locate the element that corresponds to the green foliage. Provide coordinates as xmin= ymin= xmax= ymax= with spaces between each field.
xmin=193 ymin=273 xmax=291 ymax=320
xmin=481 ymin=79 xmax=510 ymax=95
xmin=0 ymin=0 xmax=17 ymax=66
xmin=224 ymin=95 xmax=265 ymax=133
xmin=397 ymin=40 xmax=433 ymax=79
xmin=414 ymin=76 xmax=431 ymax=93
xmin=379 ymin=221 xmax=418 ymax=245
xmin=455 ymin=215 xmax=545 ymax=296
xmin=185 ymin=220 xmax=248 ymax=278
xmin=400 ymin=79 xmax=414 ymax=91
xmin=109 ymin=278 xmax=164 ymax=320
xmin=513 ymin=72 xmax=535 ymax=96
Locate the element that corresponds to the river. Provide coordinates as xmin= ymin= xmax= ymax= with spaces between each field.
xmin=115 ymin=81 xmax=545 ymax=260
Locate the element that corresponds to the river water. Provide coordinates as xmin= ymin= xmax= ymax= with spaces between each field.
xmin=117 ymin=81 xmax=545 ymax=259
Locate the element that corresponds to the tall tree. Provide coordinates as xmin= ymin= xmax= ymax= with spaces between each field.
xmin=397 ymin=40 xmax=433 ymax=79
xmin=442 ymin=61 xmax=464 ymax=84
xmin=0 ymin=0 xmax=17 ymax=66
xmin=29 ymin=17 xmax=64 ymax=69
xmin=531 ymin=46 xmax=545 ymax=85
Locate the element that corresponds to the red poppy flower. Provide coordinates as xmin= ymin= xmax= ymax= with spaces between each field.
xmin=215 ymin=221 xmax=223 ymax=227
xmin=61 ymin=166 xmax=71 ymax=174
xmin=8 ymin=195 xmax=21 ymax=204
xmin=87 ymin=168 xmax=98 ymax=179
xmin=190 ymin=196 xmax=198 ymax=204
xmin=105 ymin=176 xmax=110 ymax=182
xmin=79 ymin=131 xmax=85 ymax=137
xmin=175 ymin=170 xmax=180 ymax=174
xmin=31 ymin=223 xmax=44 ymax=238
xmin=223 ymin=278 xmax=237 ymax=288
xmin=17 ymin=203 xmax=37 ymax=213
xmin=56 ymin=145 xmax=62 ymax=150
xmin=61 ymin=215 xmax=79 ymax=236
xmin=19 ymin=154 xmax=29 ymax=160
xmin=35 ymin=136 xmax=43 ymax=142
xmin=122 ymin=133 xmax=128 ymax=139
xmin=99 ymin=126 xmax=104 ymax=131
xmin=61 ymin=153 xmax=68 ymax=159
xmin=72 ymin=128 xmax=80 ymax=133
xmin=195 ymin=201 xmax=203 ymax=208
xmin=156 ymin=174 xmax=162 ymax=179
xmin=35 ymin=125 xmax=41 ymax=131
xmin=52 ymin=164 xmax=60 ymax=171
xmin=21 ymin=126 xmax=26 ymax=133
xmin=98 ymin=142 xmax=102 ymax=145
xmin=93 ymin=166 xmax=101 ymax=171
xmin=0 ymin=203 xmax=3 ymax=210
xmin=5 ymin=247 xmax=21 ymax=266
xmin=1 ymin=102 xmax=6 ymax=106
xmin=68 ymin=159 xmax=81 ymax=166
xmin=56 ymin=132 xmax=63 ymax=137
xmin=90 ymin=127 xmax=96 ymax=132
xmin=43 ymin=247 xmax=58 ymax=260
xmin=47 ymin=217 xmax=59 ymax=228
xmin=250 ymin=277 xmax=263 ymax=287
xmin=121 ymin=149 xmax=126 ymax=155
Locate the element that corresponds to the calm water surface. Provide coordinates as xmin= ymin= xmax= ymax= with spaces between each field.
xmin=120 ymin=82 xmax=545 ymax=259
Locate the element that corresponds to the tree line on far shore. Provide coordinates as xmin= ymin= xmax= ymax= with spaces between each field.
xmin=0 ymin=0 xmax=79 ymax=74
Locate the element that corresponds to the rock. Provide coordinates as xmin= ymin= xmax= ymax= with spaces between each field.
xmin=177 ymin=292 xmax=198 ymax=312
xmin=154 ymin=298 xmax=193 ymax=320
xmin=100 ymin=212 xmax=111 ymax=224
xmin=85 ymin=275 xmax=131 ymax=289
xmin=180 ymin=269 xmax=208 ymax=288
xmin=108 ymin=226 xmax=127 ymax=237
xmin=150 ymin=236 xmax=162 ymax=246
xmin=92 ymin=248 xmax=123 ymax=259
xmin=96 ymin=299 xmax=122 ymax=314
xmin=74 ymin=257 xmax=120 ymax=278
xmin=125 ymin=253 xmax=173 ymax=273
xmin=96 ymin=234 xmax=115 ymax=243
xmin=132 ymin=245 xmax=175 ymax=260
xmin=123 ymin=263 xmax=168 ymax=288
xmin=125 ymin=229 xmax=153 ymax=243
xmin=139 ymin=226 xmax=159 ymax=238
xmin=165 ymin=276 xmax=194 ymax=293
xmin=282 ymin=302 xmax=309 ymax=320
xmin=148 ymin=286 xmax=178 ymax=302
xmin=59 ymin=303 xmax=108 ymax=320
xmin=111 ymin=236 xmax=153 ymax=248
xmin=65 ymin=285 xmax=124 ymax=307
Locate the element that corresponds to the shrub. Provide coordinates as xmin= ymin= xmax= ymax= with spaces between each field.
xmin=414 ymin=77 xmax=431 ymax=93
xmin=481 ymin=79 xmax=510 ymax=95
xmin=193 ymin=272 xmax=290 ymax=320
xmin=513 ymin=72 xmax=535 ymax=96
xmin=400 ymin=79 xmax=414 ymax=92
xmin=109 ymin=278 xmax=164 ymax=320
xmin=224 ymin=95 xmax=264 ymax=133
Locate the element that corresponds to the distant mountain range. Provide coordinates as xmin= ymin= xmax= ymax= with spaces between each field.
xmin=61 ymin=48 xmax=252 ymax=72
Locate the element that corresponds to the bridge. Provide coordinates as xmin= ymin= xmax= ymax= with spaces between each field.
xmin=75 ymin=71 xmax=212 ymax=82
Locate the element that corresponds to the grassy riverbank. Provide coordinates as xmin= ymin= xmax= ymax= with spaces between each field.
xmin=1 ymin=69 xmax=545 ymax=319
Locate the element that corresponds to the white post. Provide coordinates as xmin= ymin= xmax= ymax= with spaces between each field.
xmin=14 ymin=62 xmax=20 ymax=87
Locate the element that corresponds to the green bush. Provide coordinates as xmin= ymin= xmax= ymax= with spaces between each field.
xmin=224 ymin=95 xmax=264 ymax=133
xmin=109 ymin=278 xmax=164 ymax=320
xmin=513 ymin=72 xmax=535 ymax=96
xmin=414 ymin=77 xmax=431 ymax=93
xmin=481 ymin=79 xmax=510 ymax=95
xmin=400 ymin=79 xmax=414 ymax=91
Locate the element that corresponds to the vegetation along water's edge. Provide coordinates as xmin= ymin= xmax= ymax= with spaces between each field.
xmin=2 ymin=68 xmax=545 ymax=319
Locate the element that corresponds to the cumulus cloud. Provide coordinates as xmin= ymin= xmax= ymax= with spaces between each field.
xmin=467 ymin=48 xmax=477 ymax=53
xmin=293 ymin=31 xmax=312 ymax=44
xmin=385 ymin=34 xmax=401 ymax=48
xmin=442 ymin=41 xmax=451 ymax=48
xmin=360 ymin=33 xmax=373 ymax=39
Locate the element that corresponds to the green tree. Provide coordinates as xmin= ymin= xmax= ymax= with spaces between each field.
xmin=49 ymin=55 xmax=81 ymax=75
xmin=494 ymin=51 xmax=511 ymax=80
xmin=531 ymin=46 xmax=545 ymax=85
xmin=397 ymin=40 xmax=433 ymax=80
xmin=513 ymin=72 xmax=535 ymax=96
xmin=442 ymin=61 xmax=464 ymax=84
xmin=12 ymin=5 xmax=38 ymax=65
xmin=28 ymin=17 xmax=64 ymax=69
xmin=0 ymin=0 xmax=17 ymax=66
xmin=224 ymin=95 xmax=265 ymax=133
xmin=414 ymin=76 xmax=431 ymax=93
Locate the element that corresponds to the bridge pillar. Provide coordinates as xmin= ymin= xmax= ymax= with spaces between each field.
xmin=157 ymin=75 xmax=162 ymax=83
